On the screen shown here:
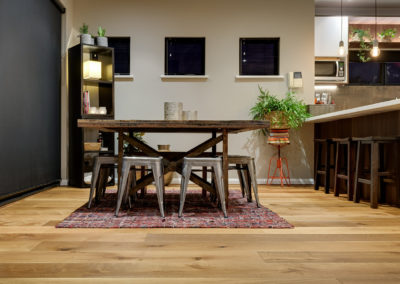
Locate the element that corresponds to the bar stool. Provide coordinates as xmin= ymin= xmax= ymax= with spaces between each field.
xmin=179 ymin=157 xmax=227 ymax=218
xmin=353 ymin=137 xmax=399 ymax=208
xmin=333 ymin=138 xmax=353 ymax=200
xmin=115 ymin=156 xmax=165 ymax=217
xmin=314 ymin=139 xmax=334 ymax=194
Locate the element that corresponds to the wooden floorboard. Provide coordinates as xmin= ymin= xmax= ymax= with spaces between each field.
xmin=0 ymin=184 xmax=399 ymax=283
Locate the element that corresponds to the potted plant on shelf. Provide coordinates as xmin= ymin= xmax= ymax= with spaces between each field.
xmin=250 ymin=86 xmax=310 ymax=135
xmin=378 ymin=28 xmax=397 ymax=42
xmin=350 ymin=28 xmax=372 ymax=62
xmin=79 ymin=23 xmax=92 ymax=45
xmin=96 ymin=26 xmax=108 ymax=47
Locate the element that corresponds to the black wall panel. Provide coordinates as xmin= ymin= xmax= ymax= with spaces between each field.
xmin=0 ymin=0 xmax=61 ymax=199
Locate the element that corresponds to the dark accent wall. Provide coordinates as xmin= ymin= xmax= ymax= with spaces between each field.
xmin=0 ymin=0 xmax=61 ymax=199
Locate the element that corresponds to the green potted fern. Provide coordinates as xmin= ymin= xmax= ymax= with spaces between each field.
xmin=250 ymin=86 xmax=310 ymax=134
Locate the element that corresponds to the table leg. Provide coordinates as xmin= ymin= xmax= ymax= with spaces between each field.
xmin=117 ymin=131 xmax=124 ymax=189
xmin=222 ymin=129 xmax=229 ymax=206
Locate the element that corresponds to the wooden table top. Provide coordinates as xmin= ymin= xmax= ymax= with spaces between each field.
xmin=78 ymin=119 xmax=269 ymax=133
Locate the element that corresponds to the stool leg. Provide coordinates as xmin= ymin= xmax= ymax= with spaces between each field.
xmin=325 ymin=142 xmax=331 ymax=194
xmin=88 ymin=157 xmax=101 ymax=208
xmin=213 ymin=162 xmax=228 ymax=218
xmin=179 ymin=163 xmax=192 ymax=217
xmin=314 ymin=142 xmax=320 ymax=190
xmin=248 ymin=159 xmax=260 ymax=207
xmin=395 ymin=141 xmax=400 ymax=208
xmin=334 ymin=142 xmax=340 ymax=197
xmin=115 ymin=161 xmax=130 ymax=217
xmin=202 ymin=166 xmax=208 ymax=198
xmin=237 ymin=165 xmax=245 ymax=197
xmin=242 ymin=166 xmax=252 ymax=202
xmin=354 ymin=141 xmax=361 ymax=203
xmin=371 ymin=142 xmax=379 ymax=209
xmin=282 ymin=157 xmax=291 ymax=185
xmin=95 ymin=168 xmax=106 ymax=205
xmin=151 ymin=162 xmax=165 ymax=218
xmin=346 ymin=142 xmax=352 ymax=201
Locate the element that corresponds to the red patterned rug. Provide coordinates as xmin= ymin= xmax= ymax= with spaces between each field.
xmin=56 ymin=189 xmax=293 ymax=229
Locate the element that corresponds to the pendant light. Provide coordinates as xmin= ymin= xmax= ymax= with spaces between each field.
xmin=338 ymin=0 xmax=345 ymax=56
xmin=371 ymin=0 xmax=380 ymax=57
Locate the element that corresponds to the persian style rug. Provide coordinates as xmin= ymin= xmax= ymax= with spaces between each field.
xmin=56 ymin=189 xmax=293 ymax=229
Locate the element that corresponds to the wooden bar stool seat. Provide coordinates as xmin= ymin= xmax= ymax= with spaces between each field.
xmin=353 ymin=137 xmax=399 ymax=208
xmin=314 ymin=138 xmax=335 ymax=194
xmin=333 ymin=137 xmax=354 ymax=200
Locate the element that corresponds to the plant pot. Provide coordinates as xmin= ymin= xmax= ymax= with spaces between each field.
xmin=80 ymin=34 xmax=92 ymax=45
xmin=264 ymin=111 xmax=289 ymax=129
xmin=96 ymin=36 xmax=108 ymax=47
xmin=157 ymin=144 xmax=173 ymax=186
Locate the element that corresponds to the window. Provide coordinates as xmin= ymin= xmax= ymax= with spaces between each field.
xmin=108 ymin=37 xmax=130 ymax=75
xmin=165 ymin=37 xmax=205 ymax=75
xmin=240 ymin=38 xmax=280 ymax=76
xmin=349 ymin=62 xmax=384 ymax=85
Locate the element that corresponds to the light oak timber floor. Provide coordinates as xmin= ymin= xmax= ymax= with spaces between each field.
xmin=0 ymin=184 xmax=399 ymax=283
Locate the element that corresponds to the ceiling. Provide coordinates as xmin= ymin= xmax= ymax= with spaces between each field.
xmin=316 ymin=0 xmax=400 ymax=16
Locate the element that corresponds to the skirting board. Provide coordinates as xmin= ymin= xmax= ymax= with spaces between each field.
xmin=60 ymin=178 xmax=314 ymax=186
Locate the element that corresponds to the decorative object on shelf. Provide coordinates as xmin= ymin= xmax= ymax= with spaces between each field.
xmin=89 ymin=106 xmax=98 ymax=114
xmin=83 ymin=60 xmax=102 ymax=79
xmin=370 ymin=0 xmax=380 ymax=57
xmin=250 ymin=85 xmax=310 ymax=134
xmin=96 ymin=26 xmax=108 ymax=47
xmin=182 ymin=110 xmax=198 ymax=120
xmin=84 ymin=142 xmax=101 ymax=151
xmin=378 ymin=28 xmax=397 ymax=42
xmin=98 ymin=107 xmax=107 ymax=115
xmin=79 ymin=23 xmax=92 ymax=45
xmin=157 ymin=145 xmax=173 ymax=186
xmin=350 ymin=28 xmax=372 ymax=62
xmin=338 ymin=0 xmax=345 ymax=56
xmin=83 ymin=91 xmax=90 ymax=114
xmin=164 ymin=102 xmax=183 ymax=120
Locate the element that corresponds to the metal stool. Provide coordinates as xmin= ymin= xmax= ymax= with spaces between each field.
xmin=228 ymin=155 xmax=260 ymax=207
xmin=88 ymin=156 xmax=118 ymax=209
xmin=200 ymin=155 xmax=260 ymax=207
xmin=115 ymin=156 xmax=165 ymax=217
xmin=314 ymin=138 xmax=334 ymax=194
xmin=333 ymin=138 xmax=353 ymax=200
xmin=179 ymin=157 xmax=227 ymax=218
xmin=353 ymin=137 xmax=399 ymax=208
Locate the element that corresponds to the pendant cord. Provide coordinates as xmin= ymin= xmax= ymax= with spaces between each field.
xmin=375 ymin=0 xmax=377 ymax=39
xmin=340 ymin=0 xmax=343 ymax=41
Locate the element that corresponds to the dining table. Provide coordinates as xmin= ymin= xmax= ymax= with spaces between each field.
xmin=77 ymin=119 xmax=269 ymax=206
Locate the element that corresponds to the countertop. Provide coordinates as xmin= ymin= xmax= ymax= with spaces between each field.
xmin=306 ymin=99 xmax=400 ymax=123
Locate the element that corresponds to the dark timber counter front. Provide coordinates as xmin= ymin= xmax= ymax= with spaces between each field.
xmin=306 ymin=99 xmax=400 ymax=207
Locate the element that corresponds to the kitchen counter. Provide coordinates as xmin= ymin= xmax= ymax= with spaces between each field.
xmin=306 ymin=99 xmax=400 ymax=123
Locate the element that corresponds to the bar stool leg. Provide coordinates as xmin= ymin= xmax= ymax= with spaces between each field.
xmin=346 ymin=142 xmax=352 ymax=201
xmin=334 ymin=142 xmax=340 ymax=197
xmin=324 ymin=141 xmax=331 ymax=194
xmin=178 ymin=163 xmax=192 ymax=217
xmin=88 ymin=157 xmax=101 ymax=209
xmin=237 ymin=165 xmax=246 ymax=198
xmin=353 ymin=141 xmax=361 ymax=203
xmin=371 ymin=142 xmax=379 ymax=209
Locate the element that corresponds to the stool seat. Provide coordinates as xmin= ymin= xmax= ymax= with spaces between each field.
xmin=353 ymin=136 xmax=397 ymax=142
xmin=332 ymin=138 xmax=351 ymax=142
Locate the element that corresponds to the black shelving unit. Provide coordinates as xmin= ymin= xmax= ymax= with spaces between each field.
xmin=68 ymin=44 xmax=115 ymax=188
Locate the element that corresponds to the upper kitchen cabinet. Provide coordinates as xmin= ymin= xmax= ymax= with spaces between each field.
xmin=315 ymin=16 xmax=349 ymax=57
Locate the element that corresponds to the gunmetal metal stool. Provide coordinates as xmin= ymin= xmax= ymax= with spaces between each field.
xmin=179 ymin=157 xmax=227 ymax=218
xmin=333 ymin=138 xmax=354 ymax=200
xmin=353 ymin=137 xmax=399 ymax=208
xmin=314 ymin=138 xmax=334 ymax=194
xmin=115 ymin=156 xmax=165 ymax=217
xmin=227 ymin=155 xmax=260 ymax=207
xmin=88 ymin=156 xmax=118 ymax=209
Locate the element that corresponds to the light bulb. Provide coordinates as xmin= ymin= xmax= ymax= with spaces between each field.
xmin=371 ymin=39 xmax=380 ymax=57
xmin=338 ymin=40 xmax=345 ymax=56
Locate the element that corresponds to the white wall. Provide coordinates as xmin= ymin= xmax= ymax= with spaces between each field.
xmin=67 ymin=0 xmax=315 ymax=183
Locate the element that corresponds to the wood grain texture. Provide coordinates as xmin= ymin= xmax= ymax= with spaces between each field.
xmin=0 ymin=185 xmax=399 ymax=283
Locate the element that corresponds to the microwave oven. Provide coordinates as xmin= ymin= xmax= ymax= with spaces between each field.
xmin=315 ymin=57 xmax=346 ymax=82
